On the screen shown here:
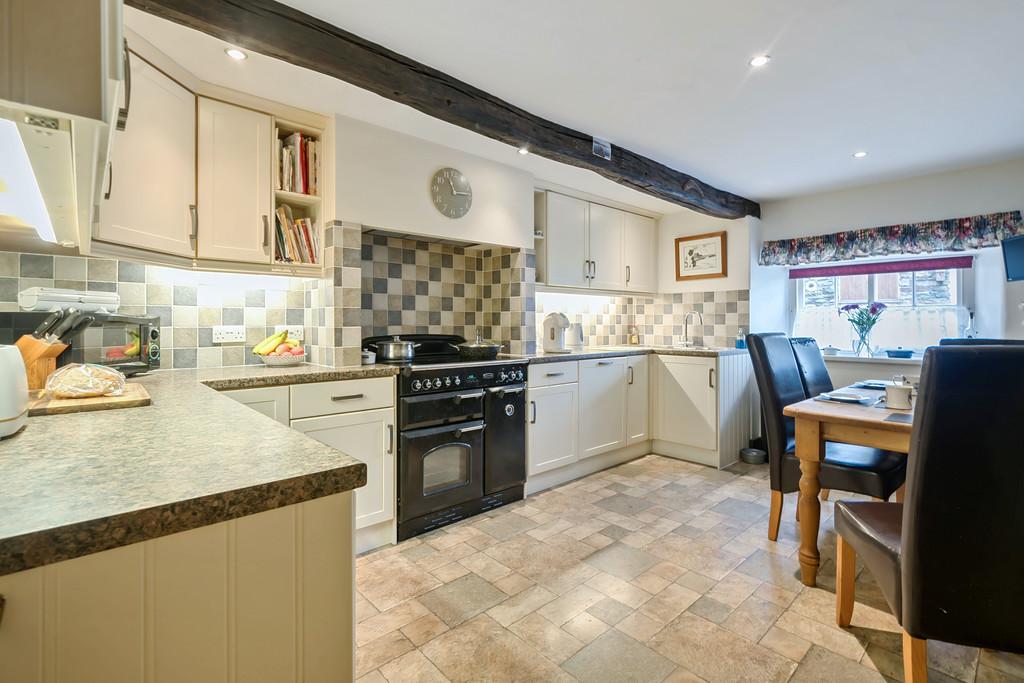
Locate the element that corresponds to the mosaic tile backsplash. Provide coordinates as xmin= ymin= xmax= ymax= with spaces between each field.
xmin=359 ymin=233 xmax=536 ymax=355
xmin=0 ymin=250 xmax=316 ymax=369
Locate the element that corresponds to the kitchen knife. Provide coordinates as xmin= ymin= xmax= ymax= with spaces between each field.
xmin=31 ymin=310 xmax=64 ymax=339
xmin=58 ymin=314 xmax=95 ymax=344
xmin=44 ymin=308 xmax=80 ymax=343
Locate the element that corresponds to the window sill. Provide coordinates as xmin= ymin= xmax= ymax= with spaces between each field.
xmin=822 ymin=354 xmax=923 ymax=365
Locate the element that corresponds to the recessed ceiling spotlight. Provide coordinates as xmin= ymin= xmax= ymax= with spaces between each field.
xmin=518 ymin=146 xmax=529 ymax=155
xmin=225 ymin=47 xmax=248 ymax=61
xmin=852 ymin=150 xmax=868 ymax=159
xmin=749 ymin=54 xmax=771 ymax=68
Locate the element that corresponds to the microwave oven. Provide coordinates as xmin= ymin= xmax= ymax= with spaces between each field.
xmin=0 ymin=311 xmax=160 ymax=376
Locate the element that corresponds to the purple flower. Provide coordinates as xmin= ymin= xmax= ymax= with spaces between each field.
xmin=840 ymin=304 xmax=860 ymax=313
xmin=868 ymin=302 xmax=888 ymax=315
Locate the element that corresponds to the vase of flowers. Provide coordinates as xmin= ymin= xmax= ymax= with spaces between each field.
xmin=840 ymin=302 xmax=887 ymax=357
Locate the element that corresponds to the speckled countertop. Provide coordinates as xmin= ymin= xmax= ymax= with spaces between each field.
xmin=513 ymin=346 xmax=748 ymax=364
xmin=0 ymin=363 xmax=398 ymax=576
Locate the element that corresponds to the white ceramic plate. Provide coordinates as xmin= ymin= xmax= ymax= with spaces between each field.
xmin=820 ymin=391 xmax=872 ymax=404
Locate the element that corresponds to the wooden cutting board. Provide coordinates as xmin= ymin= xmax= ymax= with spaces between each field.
xmin=28 ymin=383 xmax=151 ymax=416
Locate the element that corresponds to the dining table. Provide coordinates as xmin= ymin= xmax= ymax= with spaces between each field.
xmin=783 ymin=386 xmax=914 ymax=587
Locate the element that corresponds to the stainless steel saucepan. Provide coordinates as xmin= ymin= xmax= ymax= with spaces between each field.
xmin=369 ymin=335 xmax=421 ymax=361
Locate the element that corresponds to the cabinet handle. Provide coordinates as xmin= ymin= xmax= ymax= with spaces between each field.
xmin=626 ymin=265 xmax=631 ymax=284
xmin=386 ymin=423 xmax=394 ymax=455
xmin=530 ymin=400 xmax=537 ymax=424
xmin=455 ymin=424 xmax=485 ymax=437
xmin=116 ymin=40 xmax=131 ymax=131
xmin=583 ymin=259 xmax=590 ymax=280
xmin=597 ymin=360 xmax=613 ymax=366
xmin=591 ymin=260 xmax=597 ymax=279
xmin=188 ymin=204 xmax=198 ymax=250
xmin=103 ymin=161 xmax=113 ymax=200
xmin=545 ymin=372 xmax=564 ymax=377
xmin=709 ymin=368 xmax=715 ymax=389
xmin=628 ymin=366 xmax=634 ymax=385
xmin=331 ymin=393 xmax=364 ymax=401
xmin=262 ymin=215 xmax=270 ymax=250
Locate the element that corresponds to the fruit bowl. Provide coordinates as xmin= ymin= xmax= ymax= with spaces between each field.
xmin=258 ymin=351 xmax=306 ymax=367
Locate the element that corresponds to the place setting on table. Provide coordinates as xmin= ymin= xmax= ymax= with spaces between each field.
xmin=814 ymin=375 xmax=918 ymax=423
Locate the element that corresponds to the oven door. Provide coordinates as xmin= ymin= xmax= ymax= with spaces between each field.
xmin=399 ymin=419 xmax=485 ymax=521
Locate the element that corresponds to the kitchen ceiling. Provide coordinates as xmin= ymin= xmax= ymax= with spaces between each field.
xmin=128 ymin=0 xmax=1024 ymax=204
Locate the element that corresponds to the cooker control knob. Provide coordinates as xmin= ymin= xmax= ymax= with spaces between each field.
xmin=445 ymin=376 xmax=452 ymax=387
xmin=499 ymin=371 xmax=508 ymax=381
xmin=516 ymin=370 xmax=524 ymax=381
xmin=434 ymin=378 xmax=443 ymax=389
xmin=412 ymin=379 xmax=422 ymax=391
xmin=454 ymin=377 xmax=461 ymax=386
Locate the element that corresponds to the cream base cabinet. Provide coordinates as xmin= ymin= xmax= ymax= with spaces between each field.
xmin=544 ymin=192 xmax=589 ymax=288
xmin=652 ymin=353 xmax=755 ymax=469
xmin=291 ymin=408 xmax=396 ymax=529
xmin=94 ymin=52 xmax=196 ymax=258
xmin=223 ymin=385 xmax=289 ymax=425
xmin=197 ymin=97 xmax=273 ymax=264
xmin=0 ymin=493 xmax=355 ymax=683
xmin=626 ymin=355 xmax=650 ymax=444
xmin=527 ymin=382 xmax=579 ymax=475
xmin=623 ymin=213 xmax=657 ymax=292
xmin=578 ymin=358 xmax=628 ymax=459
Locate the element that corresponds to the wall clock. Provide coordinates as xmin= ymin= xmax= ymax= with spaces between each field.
xmin=430 ymin=167 xmax=472 ymax=219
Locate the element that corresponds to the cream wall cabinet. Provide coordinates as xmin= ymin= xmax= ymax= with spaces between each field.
xmin=197 ymin=97 xmax=274 ymax=264
xmin=540 ymin=191 xmax=655 ymax=293
xmin=291 ymin=408 xmax=396 ymax=530
xmin=626 ymin=355 xmax=650 ymax=444
xmin=223 ymin=385 xmax=289 ymax=425
xmin=526 ymin=381 xmax=579 ymax=475
xmin=0 ymin=493 xmax=355 ymax=683
xmin=94 ymin=52 xmax=196 ymax=258
xmin=543 ymin=192 xmax=589 ymax=288
xmin=586 ymin=203 xmax=626 ymax=290
xmin=652 ymin=353 xmax=755 ymax=468
xmin=578 ymin=357 xmax=628 ymax=459
xmin=623 ymin=213 xmax=657 ymax=292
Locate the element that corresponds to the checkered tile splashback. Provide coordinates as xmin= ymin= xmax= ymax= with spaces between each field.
xmin=535 ymin=289 xmax=750 ymax=349
xmin=359 ymin=233 xmax=537 ymax=355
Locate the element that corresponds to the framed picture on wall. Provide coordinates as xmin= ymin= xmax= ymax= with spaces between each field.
xmin=675 ymin=231 xmax=728 ymax=281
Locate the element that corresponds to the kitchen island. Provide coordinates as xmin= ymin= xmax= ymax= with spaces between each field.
xmin=0 ymin=363 xmax=398 ymax=683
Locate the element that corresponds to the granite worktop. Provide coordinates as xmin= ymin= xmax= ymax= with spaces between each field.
xmin=513 ymin=345 xmax=748 ymax=364
xmin=0 ymin=363 xmax=399 ymax=576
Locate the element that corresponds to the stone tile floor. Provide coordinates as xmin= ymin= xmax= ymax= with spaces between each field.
xmin=355 ymin=455 xmax=1024 ymax=682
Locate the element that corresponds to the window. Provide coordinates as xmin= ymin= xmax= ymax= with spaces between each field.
xmin=793 ymin=268 xmax=966 ymax=352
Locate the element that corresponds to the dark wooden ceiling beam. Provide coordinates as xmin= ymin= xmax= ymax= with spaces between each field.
xmin=126 ymin=0 xmax=761 ymax=219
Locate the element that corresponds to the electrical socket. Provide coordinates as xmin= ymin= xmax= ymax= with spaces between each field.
xmin=212 ymin=325 xmax=246 ymax=343
xmin=274 ymin=325 xmax=304 ymax=341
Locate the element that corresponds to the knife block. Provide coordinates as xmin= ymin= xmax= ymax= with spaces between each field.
xmin=15 ymin=335 xmax=68 ymax=391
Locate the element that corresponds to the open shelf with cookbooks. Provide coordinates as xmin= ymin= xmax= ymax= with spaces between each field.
xmin=272 ymin=118 xmax=323 ymax=269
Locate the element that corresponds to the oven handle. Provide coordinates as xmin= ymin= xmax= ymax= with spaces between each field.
xmin=453 ymin=391 xmax=485 ymax=404
xmin=454 ymin=424 xmax=485 ymax=437
xmin=487 ymin=386 xmax=524 ymax=396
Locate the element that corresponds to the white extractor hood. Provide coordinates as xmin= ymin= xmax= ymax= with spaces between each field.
xmin=0 ymin=0 xmax=123 ymax=248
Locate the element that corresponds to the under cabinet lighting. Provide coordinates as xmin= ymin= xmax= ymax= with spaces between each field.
xmin=0 ymin=119 xmax=56 ymax=243
xmin=852 ymin=151 xmax=868 ymax=159
xmin=749 ymin=55 xmax=771 ymax=68
xmin=518 ymin=147 xmax=529 ymax=155
xmin=225 ymin=47 xmax=248 ymax=61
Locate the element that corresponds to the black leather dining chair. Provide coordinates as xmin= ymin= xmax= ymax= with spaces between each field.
xmin=790 ymin=337 xmax=834 ymax=397
xmin=939 ymin=337 xmax=1024 ymax=345
xmin=834 ymin=345 xmax=1024 ymax=682
xmin=747 ymin=332 xmax=907 ymax=541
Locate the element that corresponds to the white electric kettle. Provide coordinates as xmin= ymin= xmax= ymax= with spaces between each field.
xmin=0 ymin=345 xmax=29 ymax=438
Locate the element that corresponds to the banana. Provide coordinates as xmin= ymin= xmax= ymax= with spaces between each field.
xmin=253 ymin=331 xmax=287 ymax=355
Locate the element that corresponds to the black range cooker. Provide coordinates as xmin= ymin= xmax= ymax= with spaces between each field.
xmin=364 ymin=335 xmax=528 ymax=541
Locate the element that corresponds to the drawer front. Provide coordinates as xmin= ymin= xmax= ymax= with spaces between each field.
xmin=528 ymin=361 xmax=579 ymax=388
xmin=290 ymin=377 xmax=394 ymax=419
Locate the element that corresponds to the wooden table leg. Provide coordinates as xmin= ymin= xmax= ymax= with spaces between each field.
xmin=795 ymin=417 xmax=825 ymax=586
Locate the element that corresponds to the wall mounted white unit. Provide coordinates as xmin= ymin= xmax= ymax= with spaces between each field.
xmin=0 ymin=0 xmax=124 ymax=247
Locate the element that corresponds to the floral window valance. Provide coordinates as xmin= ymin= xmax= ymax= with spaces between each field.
xmin=758 ymin=210 xmax=1023 ymax=267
